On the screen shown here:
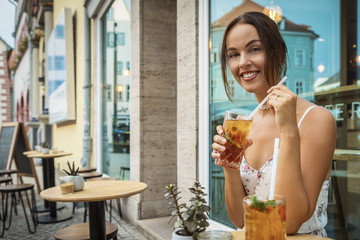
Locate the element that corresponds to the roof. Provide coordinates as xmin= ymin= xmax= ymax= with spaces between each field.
xmin=0 ymin=37 xmax=12 ymax=50
xmin=211 ymin=0 xmax=318 ymax=37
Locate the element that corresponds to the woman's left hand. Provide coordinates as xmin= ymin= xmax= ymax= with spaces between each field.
xmin=267 ymin=84 xmax=298 ymax=132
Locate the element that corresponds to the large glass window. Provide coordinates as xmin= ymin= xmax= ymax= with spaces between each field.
xmin=101 ymin=0 xmax=131 ymax=180
xmin=208 ymin=1 xmax=360 ymax=239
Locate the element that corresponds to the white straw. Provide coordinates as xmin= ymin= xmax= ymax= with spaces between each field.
xmin=269 ymin=138 xmax=280 ymax=200
xmin=247 ymin=76 xmax=287 ymax=119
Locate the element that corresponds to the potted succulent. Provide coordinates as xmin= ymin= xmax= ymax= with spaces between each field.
xmin=164 ymin=182 xmax=211 ymax=240
xmin=62 ymin=161 xmax=84 ymax=191
xmin=41 ymin=141 xmax=49 ymax=154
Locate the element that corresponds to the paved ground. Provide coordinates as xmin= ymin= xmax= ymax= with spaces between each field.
xmin=1 ymin=166 xmax=148 ymax=240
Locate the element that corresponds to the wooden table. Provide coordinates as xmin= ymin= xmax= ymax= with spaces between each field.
xmin=333 ymin=149 xmax=360 ymax=162
xmin=26 ymin=151 xmax=72 ymax=223
xmin=331 ymin=148 xmax=360 ymax=239
xmin=41 ymin=180 xmax=147 ymax=240
xmin=232 ymin=231 xmax=333 ymax=239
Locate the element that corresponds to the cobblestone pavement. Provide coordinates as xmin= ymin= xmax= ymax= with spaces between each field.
xmin=2 ymin=199 xmax=147 ymax=239
xmin=1 ymin=166 xmax=148 ymax=240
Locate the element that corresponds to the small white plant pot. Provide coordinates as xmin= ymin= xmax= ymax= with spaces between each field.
xmin=172 ymin=229 xmax=193 ymax=240
xmin=74 ymin=175 xmax=85 ymax=191
xmin=42 ymin=148 xmax=49 ymax=154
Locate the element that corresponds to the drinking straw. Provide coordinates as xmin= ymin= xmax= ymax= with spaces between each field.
xmin=247 ymin=76 xmax=287 ymax=119
xmin=269 ymin=138 xmax=280 ymax=200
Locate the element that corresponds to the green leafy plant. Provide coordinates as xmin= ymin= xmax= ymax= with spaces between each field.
xmin=41 ymin=141 xmax=49 ymax=149
xmin=164 ymin=182 xmax=211 ymax=239
xmin=63 ymin=161 xmax=79 ymax=176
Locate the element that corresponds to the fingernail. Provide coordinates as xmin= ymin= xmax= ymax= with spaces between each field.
xmin=219 ymin=129 xmax=223 ymax=134
xmin=220 ymin=146 xmax=225 ymax=151
xmin=222 ymin=139 xmax=226 ymax=144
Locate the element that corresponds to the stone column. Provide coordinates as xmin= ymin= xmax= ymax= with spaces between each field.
xmin=126 ymin=0 xmax=177 ymax=223
xmin=177 ymin=0 xmax=199 ymax=201
xmin=31 ymin=40 xmax=39 ymax=119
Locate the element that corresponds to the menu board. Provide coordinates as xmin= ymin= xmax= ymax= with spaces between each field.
xmin=0 ymin=124 xmax=16 ymax=170
xmin=0 ymin=122 xmax=41 ymax=192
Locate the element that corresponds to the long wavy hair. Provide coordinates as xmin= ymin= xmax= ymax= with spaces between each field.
xmin=220 ymin=12 xmax=288 ymax=101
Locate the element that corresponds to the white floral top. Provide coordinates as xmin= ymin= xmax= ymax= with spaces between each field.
xmin=240 ymin=106 xmax=330 ymax=237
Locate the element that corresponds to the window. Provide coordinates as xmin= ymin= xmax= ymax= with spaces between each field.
xmin=117 ymin=32 xmax=125 ymax=46
xmin=55 ymin=25 xmax=64 ymax=39
xmin=54 ymin=56 xmax=65 ymax=70
xmin=107 ymin=33 xmax=115 ymax=48
xmin=107 ymin=8 xmax=114 ymax=20
xmin=207 ymin=0 xmax=344 ymax=235
xmin=116 ymin=61 xmax=123 ymax=74
xmin=101 ymin=0 xmax=131 ymax=180
xmin=117 ymin=91 xmax=122 ymax=101
xmin=126 ymin=85 xmax=130 ymax=102
xmin=296 ymin=81 xmax=303 ymax=94
xmin=295 ymin=49 xmax=305 ymax=67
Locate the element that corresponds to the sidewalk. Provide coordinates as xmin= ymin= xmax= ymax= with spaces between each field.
xmin=2 ymin=165 xmax=148 ymax=240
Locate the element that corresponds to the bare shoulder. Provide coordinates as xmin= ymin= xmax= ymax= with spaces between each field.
xmin=307 ymin=105 xmax=335 ymax=124
xmin=299 ymin=103 xmax=336 ymax=135
xmin=297 ymin=98 xmax=335 ymax=125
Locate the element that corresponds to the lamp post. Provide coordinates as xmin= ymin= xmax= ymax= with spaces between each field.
xmin=112 ymin=22 xmax=118 ymax=153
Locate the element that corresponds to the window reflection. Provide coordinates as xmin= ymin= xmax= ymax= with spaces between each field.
xmin=208 ymin=2 xmax=360 ymax=239
xmin=101 ymin=0 xmax=131 ymax=180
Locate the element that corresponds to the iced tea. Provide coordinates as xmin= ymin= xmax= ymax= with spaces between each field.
xmin=243 ymin=195 xmax=286 ymax=240
xmin=216 ymin=112 xmax=252 ymax=169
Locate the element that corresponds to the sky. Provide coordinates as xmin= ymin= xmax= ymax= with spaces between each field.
xmin=0 ymin=0 xmax=16 ymax=48
xmin=211 ymin=0 xmax=341 ymax=81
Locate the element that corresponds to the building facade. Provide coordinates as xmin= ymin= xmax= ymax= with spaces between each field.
xmin=16 ymin=0 xmax=360 ymax=239
xmin=0 ymin=38 xmax=12 ymax=123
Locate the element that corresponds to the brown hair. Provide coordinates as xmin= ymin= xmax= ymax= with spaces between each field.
xmin=220 ymin=12 xmax=288 ymax=101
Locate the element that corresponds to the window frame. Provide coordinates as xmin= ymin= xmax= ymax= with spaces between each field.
xmin=198 ymin=0 xmax=236 ymax=231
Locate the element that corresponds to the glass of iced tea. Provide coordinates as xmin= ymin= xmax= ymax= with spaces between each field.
xmin=243 ymin=195 xmax=286 ymax=240
xmin=215 ymin=111 xmax=252 ymax=169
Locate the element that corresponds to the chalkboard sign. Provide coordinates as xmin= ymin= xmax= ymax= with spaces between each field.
xmin=0 ymin=123 xmax=17 ymax=170
xmin=14 ymin=125 xmax=33 ymax=175
xmin=0 ymin=122 xmax=41 ymax=192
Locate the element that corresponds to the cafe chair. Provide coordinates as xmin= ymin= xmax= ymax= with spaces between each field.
xmin=0 ymin=183 xmax=38 ymax=237
xmin=0 ymin=169 xmax=18 ymax=177
xmin=0 ymin=177 xmax=12 ymax=186
xmin=55 ymin=222 xmax=118 ymax=240
xmin=78 ymin=167 xmax=97 ymax=173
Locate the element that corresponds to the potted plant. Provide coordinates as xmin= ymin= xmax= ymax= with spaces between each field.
xmin=41 ymin=141 xmax=49 ymax=154
xmin=62 ymin=161 xmax=84 ymax=191
xmin=164 ymin=182 xmax=211 ymax=240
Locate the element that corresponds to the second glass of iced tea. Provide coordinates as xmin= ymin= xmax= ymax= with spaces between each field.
xmin=215 ymin=111 xmax=252 ymax=170
xmin=243 ymin=195 xmax=286 ymax=240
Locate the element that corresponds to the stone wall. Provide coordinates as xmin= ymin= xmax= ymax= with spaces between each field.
xmin=126 ymin=0 xmax=178 ymax=223
xmin=177 ymin=0 xmax=199 ymax=202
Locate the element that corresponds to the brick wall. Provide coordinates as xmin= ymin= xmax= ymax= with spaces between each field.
xmin=0 ymin=50 xmax=12 ymax=123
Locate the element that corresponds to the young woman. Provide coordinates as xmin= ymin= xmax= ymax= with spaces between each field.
xmin=211 ymin=12 xmax=336 ymax=236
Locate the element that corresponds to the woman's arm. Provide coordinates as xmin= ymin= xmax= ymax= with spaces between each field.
xmin=268 ymin=85 xmax=336 ymax=234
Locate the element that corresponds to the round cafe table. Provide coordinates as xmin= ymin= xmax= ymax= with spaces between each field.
xmin=26 ymin=151 xmax=72 ymax=223
xmin=231 ymin=231 xmax=333 ymax=239
xmin=41 ymin=180 xmax=147 ymax=240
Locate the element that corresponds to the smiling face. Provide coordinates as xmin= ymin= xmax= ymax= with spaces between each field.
xmin=225 ymin=23 xmax=269 ymax=95
xmin=220 ymin=12 xmax=288 ymax=101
